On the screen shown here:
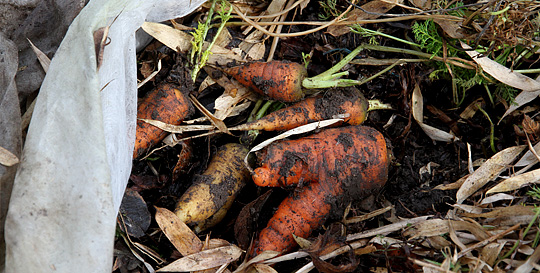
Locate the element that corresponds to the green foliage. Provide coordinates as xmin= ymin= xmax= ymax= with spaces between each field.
xmin=494 ymin=84 xmax=519 ymax=104
xmin=301 ymin=52 xmax=311 ymax=69
xmin=318 ymin=0 xmax=340 ymax=20
xmin=190 ymin=0 xmax=233 ymax=82
xmin=412 ymin=20 xmax=444 ymax=57
xmin=411 ymin=19 xmax=501 ymax=105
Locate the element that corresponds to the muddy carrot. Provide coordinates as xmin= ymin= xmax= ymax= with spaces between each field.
xmin=133 ymin=83 xmax=194 ymax=159
xmin=251 ymin=126 xmax=390 ymax=254
xmin=224 ymin=45 xmax=401 ymax=102
xmin=230 ymin=88 xmax=373 ymax=132
xmin=174 ymin=143 xmax=250 ymax=227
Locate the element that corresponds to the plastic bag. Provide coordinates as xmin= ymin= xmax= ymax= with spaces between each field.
xmin=4 ymin=0 xmax=206 ymax=272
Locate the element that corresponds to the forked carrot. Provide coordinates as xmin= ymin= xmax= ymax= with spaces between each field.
xmin=251 ymin=126 xmax=390 ymax=254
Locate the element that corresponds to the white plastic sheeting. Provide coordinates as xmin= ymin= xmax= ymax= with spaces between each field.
xmin=3 ymin=0 xmax=206 ymax=272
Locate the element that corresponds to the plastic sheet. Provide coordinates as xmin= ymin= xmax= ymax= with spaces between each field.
xmin=4 ymin=0 xmax=206 ymax=272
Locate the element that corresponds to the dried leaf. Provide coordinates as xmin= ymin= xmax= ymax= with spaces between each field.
xmin=515 ymin=141 xmax=540 ymax=167
xmin=487 ymin=168 xmax=540 ymax=194
xmin=327 ymin=0 xmax=400 ymax=36
xmin=0 ymin=145 xmax=19 ymax=167
xmin=479 ymin=243 xmax=505 ymax=267
xmin=404 ymin=219 xmax=490 ymax=241
xmin=234 ymin=190 xmax=272 ymax=250
xmin=412 ymin=84 xmax=457 ymax=142
xmin=253 ymin=263 xmax=278 ymax=273
xmin=141 ymin=22 xmax=193 ymax=53
xmin=462 ymin=42 xmax=540 ymax=92
xmin=27 ymin=38 xmax=51 ymax=72
xmin=154 ymin=207 xmax=203 ymax=256
xmin=232 ymin=251 xmax=280 ymax=273
xmin=501 ymin=90 xmax=540 ymax=122
xmin=190 ymin=94 xmax=230 ymax=135
xmin=456 ymin=145 xmax=525 ymax=203
xmin=480 ymin=193 xmax=515 ymax=204
xmin=459 ymin=205 xmax=536 ymax=219
xmin=139 ymin=119 xmax=215 ymax=133
xmin=158 ymin=245 xmax=242 ymax=272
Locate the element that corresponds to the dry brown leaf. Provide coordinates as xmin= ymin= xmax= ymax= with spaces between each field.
xmin=461 ymin=42 xmax=540 ymax=121
xmin=27 ymin=38 xmax=51 ymax=72
xmin=157 ymin=245 xmax=243 ymax=272
xmin=501 ymin=89 xmax=540 ymax=123
xmin=459 ymin=98 xmax=484 ymax=120
xmin=232 ymin=251 xmax=280 ymax=273
xmin=142 ymin=22 xmax=243 ymax=65
xmin=412 ymin=83 xmax=457 ymax=142
xmin=404 ymin=219 xmax=490 ymax=241
xmin=479 ymin=243 xmax=505 ymax=268
xmin=434 ymin=174 xmax=469 ymax=190
xmin=487 ymin=168 xmax=540 ymax=194
xmin=190 ymin=94 xmax=231 ymax=135
xmin=327 ymin=0 xmax=400 ymax=36
xmin=141 ymin=22 xmax=193 ymax=52
xmin=462 ymin=42 xmax=540 ymax=92
xmin=253 ymin=263 xmax=278 ymax=273
xmin=456 ymin=145 xmax=526 ymax=204
xmin=237 ymin=0 xmax=288 ymax=59
xmin=0 ymin=146 xmax=19 ymax=167
xmin=433 ymin=19 xmax=467 ymax=39
xmin=480 ymin=193 xmax=515 ymax=204
xmin=154 ymin=206 xmax=203 ymax=256
xmin=410 ymin=0 xmax=431 ymax=9
xmin=459 ymin=205 xmax=536 ymax=219
xmin=515 ymin=141 xmax=540 ymax=167
xmin=139 ymin=119 xmax=215 ymax=133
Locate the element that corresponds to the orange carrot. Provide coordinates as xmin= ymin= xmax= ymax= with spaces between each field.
xmin=230 ymin=88 xmax=369 ymax=132
xmin=251 ymin=126 xmax=390 ymax=254
xmin=224 ymin=45 xmax=386 ymax=102
xmin=224 ymin=61 xmax=307 ymax=102
xmin=133 ymin=83 xmax=194 ymax=159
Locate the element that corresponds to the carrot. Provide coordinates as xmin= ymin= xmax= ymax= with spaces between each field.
xmin=174 ymin=143 xmax=250 ymax=227
xmin=251 ymin=126 xmax=390 ymax=254
xmin=224 ymin=45 xmax=402 ymax=102
xmin=133 ymin=83 xmax=194 ymax=159
xmin=224 ymin=61 xmax=307 ymax=102
xmin=230 ymin=88 xmax=370 ymax=132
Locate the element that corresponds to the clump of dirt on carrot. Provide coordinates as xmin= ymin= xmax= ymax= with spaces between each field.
xmin=133 ymin=83 xmax=194 ymax=159
xmin=230 ymin=88 xmax=369 ymax=132
xmin=251 ymin=125 xmax=390 ymax=255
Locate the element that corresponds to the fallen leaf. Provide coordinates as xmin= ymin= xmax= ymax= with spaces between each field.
xmin=27 ymin=38 xmax=51 ymax=72
xmin=154 ymin=206 xmax=203 ymax=256
xmin=253 ymin=263 xmax=278 ymax=273
xmin=480 ymin=193 xmax=515 ymax=204
xmin=0 ymin=146 xmax=19 ymax=167
xmin=412 ymin=83 xmax=457 ymax=142
xmin=486 ymin=168 xmax=540 ymax=194
xmin=327 ymin=0 xmax=400 ymax=36
xmin=461 ymin=42 xmax=540 ymax=121
xmin=158 ymin=245 xmax=242 ymax=272
xmin=141 ymin=22 xmax=192 ymax=53
xmin=456 ymin=145 xmax=525 ymax=204
xmin=462 ymin=42 xmax=540 ymax=92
